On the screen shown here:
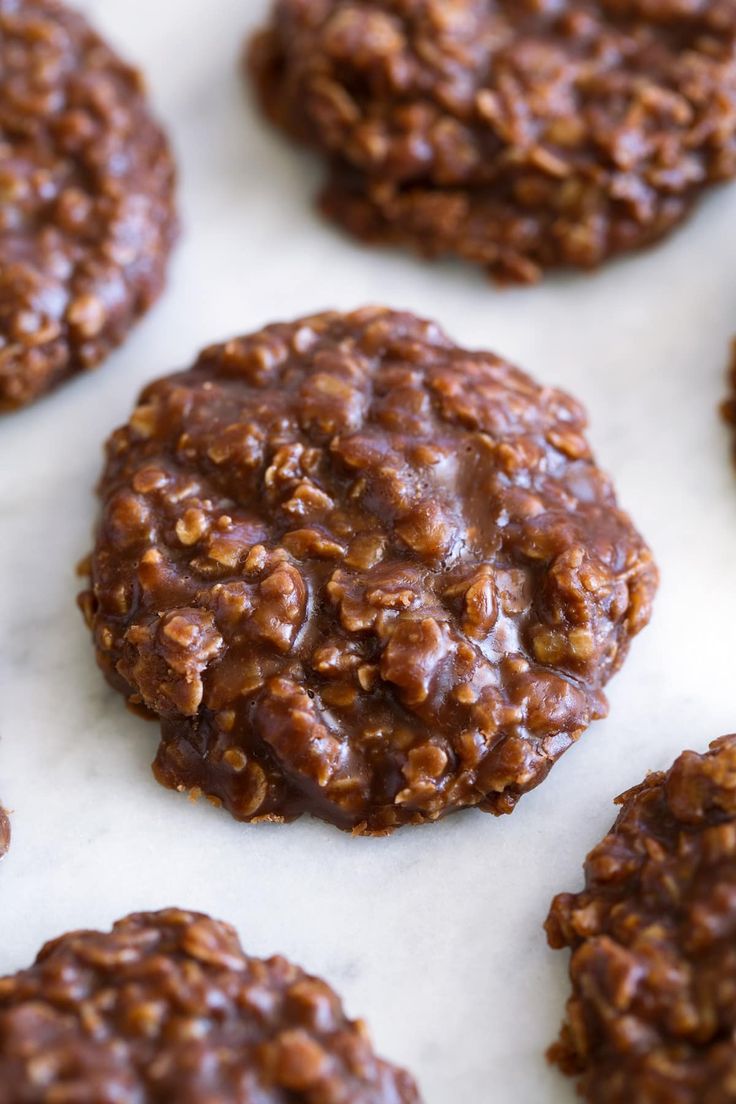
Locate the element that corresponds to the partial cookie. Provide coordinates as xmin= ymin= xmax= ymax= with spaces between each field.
xmin=722 ymin=338 xmax=736 ymax=442
xmin=0 ymin=908 xmax=421 ymax=1103
xmin=0 ymin=0 xmax=178 ymax=411
xmin=546 ymin=734 xmax=736 ymax=1104
xmin=0 ymin=806 xmax=8 ymax=860
xmin=249 ymin=0 xmax=736 ymax=284
xmin=79 ymin=307 xmax=657 ymax=834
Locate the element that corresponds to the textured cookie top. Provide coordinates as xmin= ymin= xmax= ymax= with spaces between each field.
xmin=80 ymin=307 xmax=657 ymax=833
xmin=250 ymin=0 xmax=736 ymax=282
xmin=546 ymin=735 xmax=736 ymax=1104
xmin=0 ymin=0 xmax=177 ymax=410
xmin=0 ymin=909 xmax=421 ymax=1103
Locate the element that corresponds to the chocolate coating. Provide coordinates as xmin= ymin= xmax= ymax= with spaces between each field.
xmin=249 ymin=0 xmax=736 ymax=284
xmin=80 ymin=307 xmax=657 ymax=834
xmin=0 ymin=0 xmax=178 ymax=411
xmin=0 ymin=909 xmax=421 ymax=1103
xmin=547 ymin=735 xmax=736 ymax=1104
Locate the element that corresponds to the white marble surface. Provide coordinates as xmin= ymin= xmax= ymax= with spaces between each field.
xmin=2 ymin=1 xmax=736 ymax=1100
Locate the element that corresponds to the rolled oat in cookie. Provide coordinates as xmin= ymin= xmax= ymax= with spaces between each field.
xmin=0 ymin=0 xmax=178 ymax=412
xmin=547 ymin=734 xmax=736 ymax=1104
xmin=79 ymin=307 xmax=657 ymax=834
xmin=0 ymin=908 xmax=422 ymax=1103
xmin=248 ymin=0 xmax=736 ymax=284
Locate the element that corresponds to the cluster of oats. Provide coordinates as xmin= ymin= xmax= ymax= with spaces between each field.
xmin=0 ymin=0 xmax=177 ymax=410
xmin=547 ymin=735 xmax=736 ymax=1104
xmin=0 ymin=909 xmax=421 ymax=1102
xmin=250 ymin=0 xmax=736 ymax=282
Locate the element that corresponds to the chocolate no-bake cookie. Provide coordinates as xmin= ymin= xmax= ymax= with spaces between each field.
xmin=80 ymin=307 xmax=657 ymax=834
xmin=0 ymin=0 xmax=177 ymax=411
xmin=0 ymin=908 xmax=421 ymax=1103
xmin=547 ymin=734 xmax=736 ymax=1104
xmin=249 ymin=0 xmax=736 ymax=284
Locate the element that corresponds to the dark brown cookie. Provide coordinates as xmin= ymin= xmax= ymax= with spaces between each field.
xmin=546 ymin=734 xmax=736 ymax=1104
xmin=0 ymin=0 xmax=178 ymax=412
xmin=79 ymin=307 xmax=657 ymax=834
xmin=0 ymin=908 xmax=421 ymax=1103
xmin=0 ymin=806 xmax=9 ymax=859
xmin=249 ymin=0 xmax=736 ymax=284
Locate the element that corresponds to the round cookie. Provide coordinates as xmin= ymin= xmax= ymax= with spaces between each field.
xmin=0 ymin=908 xmax=421 ymax=1103
xmin=249 ymin=0 xmax=736 ymax=284
xmin=79 ymin=307 xmax=657 ymax=834
xmin=0 ymin=0 xmax=177 ymax=412
xmin=546 ymin=734 xmax=736 ymax=1104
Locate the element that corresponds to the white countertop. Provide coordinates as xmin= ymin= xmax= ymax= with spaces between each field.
xmin=2 ymin=2 xmax=736 ymax=1100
